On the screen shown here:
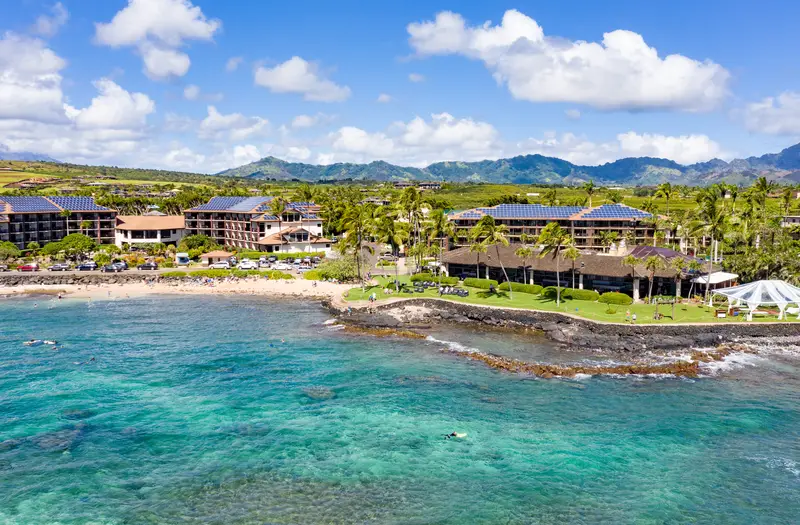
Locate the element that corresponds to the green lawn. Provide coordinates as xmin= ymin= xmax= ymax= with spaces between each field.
xmin=346 ymin=276 xmax=798 ymax=325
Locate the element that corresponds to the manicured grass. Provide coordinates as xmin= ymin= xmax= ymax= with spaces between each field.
xmin=346 ymin=276 xmax=798 ymax=324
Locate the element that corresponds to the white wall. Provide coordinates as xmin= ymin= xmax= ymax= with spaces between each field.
xmin=115 ymin=228 xmax=186 ymax=247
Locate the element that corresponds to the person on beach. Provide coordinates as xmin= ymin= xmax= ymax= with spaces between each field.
xmin=625 ymin=309 xmax=630 ymax=323
xmin=631 ymin=313 xmax=637 ymax=324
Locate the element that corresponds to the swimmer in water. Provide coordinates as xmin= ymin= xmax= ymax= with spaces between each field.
xmin=444 ymin=432 xmax=467 ymax=439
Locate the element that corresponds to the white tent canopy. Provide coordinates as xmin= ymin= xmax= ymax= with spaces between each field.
xmin=691 ymin=271 xmax=739 ymax=285
xmin=711 ymin=279 xmax=800 ymax=320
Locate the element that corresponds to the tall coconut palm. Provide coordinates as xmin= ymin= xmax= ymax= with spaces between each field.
xmin=598 ymin=231 xmax=619 ymax=253
xmin=269 ymin=197 xmax=287 ymax=239
xmin=292 ymin=183 xmax=315 ymax=203
xmin=563 ymin=243 xmax=580 ymax=289
xmin=781 ymin=186 xmax=794 ymax=215
xmin=341 ymin=203 xmax=375 ymax=291
xmin=515 ymin=245 xmax=534 ymax=285
xmin=374 ymin=211 xmax=407 ymax=292
xmin=80 ymin=220 xmax=93 ymax=236
xmin=582 ymin=180 xmax=596 ymax=207
xmin=668 ymin=256 xmax=687 ymax=318
xmin=473 ymin=215 xmax=512 ymax=298
xmin=60 ymin=209 xmax=72 ymax=235
xmin=543 ymin=188 xmax=557 ymax=206
xmin=694 ymin=189 xmax=727 ymax=303
xmin=644 ymin=255 xmax=666 ymax=303
xmin=537 ymin=222 xmax=573 ymax=306
xmin=469 ymin=240 xmax=487 ymax=279
xmin=425 ymin=208 xmax=456 ymax=285
xmin=656 ymin=182 xmax=674 ymax=217
xmin=622 ymin=254 xmax=640 ymax=285
xmin=399 ymin=187 xmax=423 ymax=270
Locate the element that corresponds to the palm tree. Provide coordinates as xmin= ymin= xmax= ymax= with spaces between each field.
xmin=426 ymin=208 xmax=456 ymax=276
xmin=782 ymin=186 xmax=794 ymax=215
xmin=582 ymin=180 xmax=596 ymax=207
xmin=400 ymin=187 xmax=423 ymax=270
xmin=543 ymin=188 xmax=557 ymax=206
xmin=473 ymin=215 xmax=512 ymax=298
xmin=341 ymin=203 xmax=375 ymax=291
xmin=469 ymin=240 xmax=487 ymax=279
xmin=537 ymin=222 xmax=573 ymax=306
xmin=622 ymin=254 xmax=640 ymax=286
xmin=269 ymin=197 xmax=287 ymax=238
xmin=563 ymin=243 xmax=580 ymax=289
xmin=80 ymin=220 xmax=93 ymax=236
xmin=598 ymin=231 xmax=619 ymax=253
xmin=644 ymin=255 xmax=666 ymax=303
xmin=374 ymin=211 xmax=407 ymax=292
xmin=292 ymin=183 xmax=315 ymax=203
xmin=515 ymin=245 xmax=534 ymax=285
xmin=668 ymin=256 xmax=687 ymax=318
xmin=694 ymin=189 xmax=727 ymax=304
xmin=60 ymin=209 xmax=72 ymax=235
xmin=606 ymin=190 xmax=624 ymax=204
xmin=656 ymin=182 xmax=674 ymax=217
xmin=641 ymin=198 xmax=658 ymax=215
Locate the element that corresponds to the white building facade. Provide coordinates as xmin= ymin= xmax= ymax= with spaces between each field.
xmin=115 ymin=215 xmax=186 ymax=248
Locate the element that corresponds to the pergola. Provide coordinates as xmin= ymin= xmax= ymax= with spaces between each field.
xmin=691 ymin=271 xmax=739 ymax=304
xmin=711 ymin=279 xmax=800 ymax=320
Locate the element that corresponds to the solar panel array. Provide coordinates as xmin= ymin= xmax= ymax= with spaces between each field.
xmin=258 ymin=214 xmax=279 ymax=221
xmin=254 ymin=198 xmax=276 ymax=212
xmin=228 ymin=196 xmax=270 ymax=212
xmin=48 ymin=196 xmax=110 ymax=211
xmin=582 ymin=204 xmax=651 ymax=219
xmin=190 ymin=196 xmax=251 ymax=211
xmin=484 ymin=204 xmax=583 ymax=219
xmin=0 ymin=196 xmax=60 ymax=212
xmin=301 ymin=213 xmax=320 ymax=220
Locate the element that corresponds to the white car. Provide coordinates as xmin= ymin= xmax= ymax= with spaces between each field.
xmin=258 ymin=260 xmax=272 ymax=269
xmin=209 ymin=261 xmax=230 ymax=270
xmin=272 ymin=263 xmax=291 ymax=271
xmin=237 ymin=259 xmax=259 ymax=270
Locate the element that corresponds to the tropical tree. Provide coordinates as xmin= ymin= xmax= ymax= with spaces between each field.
xmin=473 ymin=215 xmax=512 ymax=298
xmin=582 ymin=180 xmax=596 ymax=207
xmin=26 ymin=241 xmax=41 ymax=256
xmin=644 ymin=255 xmax=666 ymax=303
xmin=622 ymin=254 xmax=640 ymax=286
xmin=606 ymin=190 xmax=623 ymax=204
xmin=374 ymin=210 xmax=408 ymax=291
xmin=469 ymin=239 xmax=487 ymax=279
xmin=0 ymin=241 xmax=21 ymax=262
xmin=426 ymin=208 xmax=456 ymax=277
xmin=400 ymin=187 xmax=424 ymax=270
xmin=685 ymin=258 xmax=704 ymax=299
xmin=694 ymin=187 xmax=727 ymax=303
xmin=58 ymin=234 xmax=97 ymax=260
xmin=340 ymin=203 xmax=375 ymax=290
xmin=598 ymin=231 xmax=619 ymax=253
xmin=655 ymin=182 xmax=674 ymax=217
xmin=60 ymin=209 xmax=72 ymax=235
xmin=537 ymin=222 xmax=573 ymax=306
xmin=515 ymin=245 xmax=534 ymax=285
xmin=781 ymin=186 xmax=794 ymax=215
xmin=543 ymin=188 xmax=558 ymax=206
xmin=563 ymin=243 xmax=580 ymax=289
xmin=640 ymin=198 xmax=658 ymax=215
xmin=292 ymin=183 xmax=315 ymax=203
xmin=269 ymin=197 xmax=287 ymax=237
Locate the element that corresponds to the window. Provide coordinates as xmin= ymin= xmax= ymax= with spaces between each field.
xmin=326 ymin=244 xmax=330 ymax=248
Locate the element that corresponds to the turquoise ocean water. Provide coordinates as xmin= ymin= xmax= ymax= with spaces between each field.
xmin=1 ymin=295 xmax=798 ymax=524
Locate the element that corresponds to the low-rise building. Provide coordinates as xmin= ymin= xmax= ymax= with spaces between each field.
xmin=448 ymin=203 xmax=658 ymax=249
xmin=0 ymin=196 xmax=116 ymax=249
xmin=201 ymin=250 xmax=233 ymax=266
xmin=115 ymin=214 xmax=186 ymax=247
xmin=184 ymin=196 xmax=331 ymax=254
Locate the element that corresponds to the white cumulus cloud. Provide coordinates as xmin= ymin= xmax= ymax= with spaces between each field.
xmin=225 ymin=56 xmax=243 ymax=72
xmin=198 ymin=105 xmax=269 ymax=141
xmin=95 ymin=0 xmax=220 ymax=80
xmin=408 ymin=9 xmax=730 ymax=112
xmin=377 ymin=93 xmax=392 ymax=103
xmin=408 ymin=73 xmax=425 ymax=83
xmin=66 ymin=78 xmax=155 ymax=131
xmin=33 ymin=2 xmax=69 ymax=37
xmin=183 ymin=84 xmax=200 ymax=100
xmin=0 ymin=32 xmax=67 ymax=123
xmin=741 ymin=92 xmax=800 ymax=135
xmin=254 ymin=56 xmax=351 ymax=102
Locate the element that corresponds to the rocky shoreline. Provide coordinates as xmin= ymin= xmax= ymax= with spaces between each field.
xmin=324 ymin=298 xmax=800 ymax=352
xmin=0 ymin=273 xmax=176 ymax=287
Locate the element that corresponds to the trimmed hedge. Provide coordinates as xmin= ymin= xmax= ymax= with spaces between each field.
xmin=304 ymin=270 xmax=321 ymax=280
xmin=161 ymin=271 xmax=187 ymax=278
xmin=598 ymin=291 xmax=633 ymax=305
xmin=189 ymin=269 xmax=232 ymax=279
xmin=463 ymin=278 xmax=499 ymax=289
xmin=262 ymin=270 xmax=293 ymax=279
xmin=410 ymin=273 xmax=434 ymax=282
xmin=411 ymin=273 xmax=458 ymax=285
xmin=562 ymin=288 xmax=600 ymax=301
xmin=498 ymin=282 xmax=543 ymax=294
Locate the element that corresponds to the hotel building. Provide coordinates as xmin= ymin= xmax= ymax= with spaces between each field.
xmin=0 ymin=196 xmax=116 ymax=249
xmin=184 ymin=196 xmax=331 ymax=253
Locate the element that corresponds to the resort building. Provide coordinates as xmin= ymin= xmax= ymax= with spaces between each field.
xmin=200 ymin=250 xmax=233 ymax=266
xmin=442 ymin=244 xmax=710 ymax=301
xmin=184 ymin=196 xmax=332 ymax=254
xmin=448 ymin=203 xmax=658 ymax=250
xmin=0 ymin=196 xmax=116 ymax=249
xmin=115 ymin=213 xmax=186 ymax=248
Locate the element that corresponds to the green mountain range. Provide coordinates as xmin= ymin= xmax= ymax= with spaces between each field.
xmin=216 ymin=142 xmax=800 ymax=186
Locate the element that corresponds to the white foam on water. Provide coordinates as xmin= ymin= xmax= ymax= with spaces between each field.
xmin=425 ymin=335 xmax=481 ymax=355
xmin=747 ymin=456 xmax=800 ymax=477
xmin=323 ymin=319 xmax=337 ymax=325
xmin=325 ymin=324 xmax=345 ymax=331
xmin=700 ymin=352 xmax=766 ymax=375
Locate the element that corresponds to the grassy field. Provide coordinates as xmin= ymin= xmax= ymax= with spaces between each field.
xmin=346 ymin=276 xmax=797 ymax=324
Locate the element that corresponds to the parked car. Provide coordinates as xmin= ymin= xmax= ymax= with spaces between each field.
xmin=137 ymin=262 xmax=158 ymax=270
xmin=237 ymin=259 xmax=259 ymax=270
xmin=76 ymin=262 xmax=98 ymax=271
xmin=0 ymin=264 xmax=8 ymax=272
xmin=101 ymin=262 xmax=126 ymax=273
xmin=268 ymin=256 xmax=277 ymax=263
xmin=17 ymin=263 xmax=39 ymax=272
xmin=272 ymin=262 xmax=291 ymax=271
xmin=115 ymin=260 xmax=129 ymax=270
xmin=209 ymin=261 xmax=231 ymax=270
xmin=258 ymin=260 xmax=272 ymax=269
xmin=227 ymin=256 xmax=238 ymax=265
xmin=48 ymin=263 xmax=71 ymax=271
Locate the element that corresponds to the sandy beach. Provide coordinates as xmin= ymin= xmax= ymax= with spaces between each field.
xmin=0 ymin=278 xmax=352 ymax=302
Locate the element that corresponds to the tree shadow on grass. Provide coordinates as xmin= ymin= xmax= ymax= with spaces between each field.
xmin=476 ymin=290 xmax=509 ymax=300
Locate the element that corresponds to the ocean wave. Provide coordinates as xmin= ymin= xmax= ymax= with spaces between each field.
xmin=699 ymin=352 xmax=766 ymax=375
xmin=747 ymin=456 xmax=800 ymax=477
xmin=323 ymin=319 xmax=338 ymax=325
xmin=425 ymin=335 xmax=481 ymax=354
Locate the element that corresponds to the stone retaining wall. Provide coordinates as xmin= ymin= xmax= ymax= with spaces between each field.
xmin=0 ymin=273 xmax=172 ymax=287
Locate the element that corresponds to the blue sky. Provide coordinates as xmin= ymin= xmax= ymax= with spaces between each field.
xmin=1 ymin=0 xmax=799 ymax=173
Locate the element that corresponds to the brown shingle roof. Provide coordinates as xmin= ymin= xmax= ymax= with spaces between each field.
xmin=201 ymin=250 xmax=233 ymax=258
xmin=442 ymin=244 xmax=711 ymax=279
xmin=116 ymin=215 xmax=185 ymax=231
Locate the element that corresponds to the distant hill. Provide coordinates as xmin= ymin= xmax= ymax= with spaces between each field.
xmin=215 ymin=142 xmax=800 ymax=186
xmin=0 ymin=144 xmax=58 ymax=162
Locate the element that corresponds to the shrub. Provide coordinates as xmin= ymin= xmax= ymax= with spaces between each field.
xmin=161 ymin=271 xmax=187 ymax=278
xmin=161 ymin=260 xmax=176 ymax=268
xmin=598 ymin=291 xmax=633 ymax=305
xmin=304 ymin=270 xmax=321 ymax=280
xmin=498 ymin=282 xmax=543 ymax=294
xmin=561 ymin=288 xmax=600 ymax=301
xmin=316 ymin=256 xmax=358 ymax=281
xmin=376 ymin=260 xmax=395 ymax=267
xmin=189 ymin=269 xmax=231 ymax=279
xmin=263 ymin=270 xmax=294 ymax=279
xmin=605 ymin=306 xmax=617 ymax=315
xmin=410 ymin=273 xmax=434 ymax=282
xmin=463 ymin=278 xmax=499 ymax=289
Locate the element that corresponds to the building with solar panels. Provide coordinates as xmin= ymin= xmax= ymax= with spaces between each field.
xmin=184 ymin=197 xmax=331 ymax=253
xmin=0 ymin=196 xmax=117 ymax=249
xmin=448 ymin=203 xmax=657 ymax=249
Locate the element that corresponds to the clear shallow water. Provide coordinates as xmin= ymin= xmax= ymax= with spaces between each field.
xmin=0 ymin=295 xmax=798 ymax=524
